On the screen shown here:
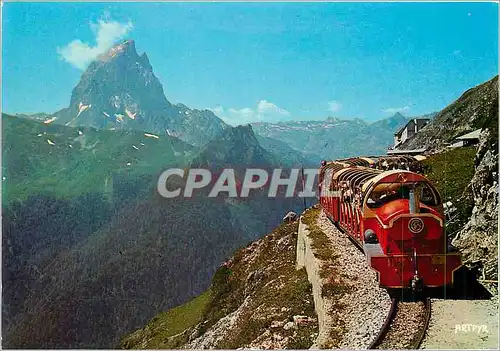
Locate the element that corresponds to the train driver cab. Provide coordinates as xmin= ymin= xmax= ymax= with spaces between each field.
xmin=365 ymin=180 xmax=441 ymax=212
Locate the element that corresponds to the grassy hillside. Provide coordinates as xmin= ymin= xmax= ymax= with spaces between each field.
xmin=121 ymin=221 xmax=318 ymax=349
xmin=121 ymin=290 xmax=212 ymax=349
xmin=422 ymin=146 xmax=477 ymax=236
xmin=2 ymin=113 xmax=195 ymax=202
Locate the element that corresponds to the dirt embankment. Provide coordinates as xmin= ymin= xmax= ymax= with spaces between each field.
xmin=298 ymin=208 xmax=392 ymax=348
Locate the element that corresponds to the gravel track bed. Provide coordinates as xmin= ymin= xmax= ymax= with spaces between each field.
xmin=421 ymin=297 xmax=499 ymax=349
xmin=377 ymin=300 xmax=427 ymax=349
xmin=317 ymin=210 xmax=392 ymax=349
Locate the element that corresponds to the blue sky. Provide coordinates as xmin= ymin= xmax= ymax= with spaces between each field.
xmin=2 ymin=2 xmax=498 ymax=125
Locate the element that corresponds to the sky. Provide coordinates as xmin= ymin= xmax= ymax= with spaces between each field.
xmin=2 ymin=2 xmax=498 ymax=126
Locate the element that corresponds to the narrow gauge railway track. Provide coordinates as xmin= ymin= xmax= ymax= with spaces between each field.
xmin=369 ymin=297 xmax=431 ymax=349
xmin=324 ymin=210 xmax=434 ymax=349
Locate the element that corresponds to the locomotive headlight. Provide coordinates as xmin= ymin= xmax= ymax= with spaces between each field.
xmin=364 ymin=229 xmax=378 ymax=244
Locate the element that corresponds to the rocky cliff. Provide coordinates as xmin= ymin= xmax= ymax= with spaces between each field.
xmin=452 ymin=127 xmax=498 ymax=286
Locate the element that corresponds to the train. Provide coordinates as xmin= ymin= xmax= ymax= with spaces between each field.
xmin=318 ymin=156 xmax=462 ymax=291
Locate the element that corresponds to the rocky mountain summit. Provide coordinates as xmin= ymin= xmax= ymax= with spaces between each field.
xmin=191 ymin=125 xmax=279 ymax=169
xmin=188 ymin=124 xmax=307 ymax=239
xmin=52 ymin=40 xmax=228 ymax=146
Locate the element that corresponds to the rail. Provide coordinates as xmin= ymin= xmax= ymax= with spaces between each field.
xmin=368 ymin=297 xmax=398 ymax=349
xmin=368 ymin=297 xmax=431 ymax=349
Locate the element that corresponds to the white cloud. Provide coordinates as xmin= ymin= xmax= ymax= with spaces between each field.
xmin=57 ymin=16 xmax=133 ymax=70
xmin=382 ymin=106 xmax=410 ymax=114
xmin=210 ymin=106 xmax=224 ymax=115
xmin=327 ymin=100 xmax=342 ymax=113
xmin=209 ymin=100 xmax=291 ymax=126
xmin=257 ymin=100 xmax=291 ymax=117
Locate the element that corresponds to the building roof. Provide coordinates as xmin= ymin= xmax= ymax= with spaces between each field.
xmin=387 ymin=147 xmax=427 ymax=155
xmin=413 ymin=155 xmax=427 ymax=161
xmin=455 ymin=129 xmax=482 ymax=140
xmin=447 ymin=141 xmax=465 ymax=148
xmin=394 ymin=118 xmax=431 ymax=136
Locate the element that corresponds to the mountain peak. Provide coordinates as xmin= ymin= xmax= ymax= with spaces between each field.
xmin=97 ymin=39 xmax=137 ymax=62
xmin=54 ymin=39 xmax=228 ymax=147
xmin=139 ymin=52 xmax=152 ymax=71
xmin=192 ymin=125 xmax=276 ymax=168
xmin=217 ymin=124 xmax=259 ymax=147
xmin=326 ymin=116 xmax=341 ymax=122
xmin=391 ymin=112 xmax=406 ymax=120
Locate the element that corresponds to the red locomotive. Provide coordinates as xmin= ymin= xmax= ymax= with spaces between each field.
xmin=318 ymin=157 xmax=462 ymax=291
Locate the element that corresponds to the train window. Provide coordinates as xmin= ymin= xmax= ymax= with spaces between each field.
xmin=419 ymin=183 xmax=440 ymax=206
xmin=366 ymin=182 xmax=439 ymax=208
xmin=366 ymin=183 xmax=405 ymax=208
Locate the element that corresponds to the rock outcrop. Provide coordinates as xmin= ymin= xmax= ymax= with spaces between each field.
xmin=283 ymin=211 xmax=297 ymax=222
xmin=453 ymin=128 xmax=498 ymax=284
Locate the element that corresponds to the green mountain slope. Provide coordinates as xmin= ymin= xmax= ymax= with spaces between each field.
xmin=254 ymin=133 xmax=316 ymax=167
xmin=2 ymin=113 xmax=195 ymax=202
xmin=2 ymin=115 xmax=309 ymax=348
xmin=4 ymin=193 xmax=244 ymax=348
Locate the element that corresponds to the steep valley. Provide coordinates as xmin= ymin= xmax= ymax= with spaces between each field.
xmin=2 ymin=114 xmax=309 ymax=348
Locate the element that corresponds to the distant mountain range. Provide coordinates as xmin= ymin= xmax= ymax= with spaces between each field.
xmin=251 ymin=112 xmax=416 ymax=162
